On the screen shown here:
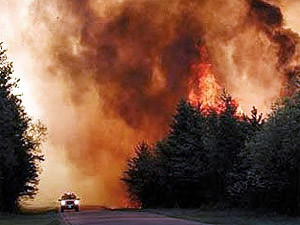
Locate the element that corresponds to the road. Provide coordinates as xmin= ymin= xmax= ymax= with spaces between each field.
xmin=61 ymin=209 xmax=207 ymax=225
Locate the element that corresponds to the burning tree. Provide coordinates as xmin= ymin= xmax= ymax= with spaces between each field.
xmin=123 ymin=85 xmax=300 ymax=215
xmin=0 ymin=43 xmax=46 ymax=212
xmin=200 ymin=92 xmax=251 ymax=203
xmin=123 ymin=93 xmax=255 ymax=208
xmin=188 ymin=45 xmax=221 ymax=112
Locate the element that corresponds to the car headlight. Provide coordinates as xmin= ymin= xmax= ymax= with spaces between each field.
xmin=61 ymin=200 xmax=66 ymax=206
xmin=74 ymin=200 xmax=80 ymax=205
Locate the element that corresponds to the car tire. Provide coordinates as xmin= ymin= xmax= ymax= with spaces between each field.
xmin=75 ymin=207 xmax=79 ymax=212
xmin=61 ymin=208 xmax=64 ymax=213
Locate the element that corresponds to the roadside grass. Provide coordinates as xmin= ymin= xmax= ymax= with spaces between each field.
xmin=144 ymin=208 xmax=300 ymax=225
xmin=0 ymin=207 xmax=63 ymax=225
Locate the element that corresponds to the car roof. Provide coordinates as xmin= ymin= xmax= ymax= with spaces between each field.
xmin=62 ymin=192 xmax=77 ymax=196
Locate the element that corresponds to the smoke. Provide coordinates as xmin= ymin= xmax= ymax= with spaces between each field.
xmin=0 ymin=0 xmax=299 ymax=206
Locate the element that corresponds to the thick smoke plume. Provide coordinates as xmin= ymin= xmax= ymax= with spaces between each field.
xmin=1 ymin=0 xmax=299 ymax=206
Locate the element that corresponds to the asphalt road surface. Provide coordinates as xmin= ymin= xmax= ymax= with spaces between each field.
xmin=61 ymin=209 xmax=207 ymax=225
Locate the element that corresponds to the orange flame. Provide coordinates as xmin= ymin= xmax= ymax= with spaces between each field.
xmin=188 ymin=45 xmax=244 ymax=115
xmin=188 ymin=45 xmax=221 ymax=112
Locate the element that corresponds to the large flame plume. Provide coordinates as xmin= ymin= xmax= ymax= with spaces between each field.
xmin=188 ymin=45 xmax=221 ymax=111
xmin=0 ymin=0 xmax=299 ymax=207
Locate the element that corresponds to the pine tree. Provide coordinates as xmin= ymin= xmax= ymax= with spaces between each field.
xmin=203 ymin=91 xmax=248 ymax=203
xmin=156 ymin=100 xmax=208 ymax=207
xmin=226 ymin=107 xmax=264 ymax=206
xmin=0 ymin=43 xmax=46 ymax=212
xmin=122 ymin=142 xmax=161 ymax=208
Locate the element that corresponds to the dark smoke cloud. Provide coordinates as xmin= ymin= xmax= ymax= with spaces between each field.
xmin=249 ymin=0 xmax=298 ymax=67
xmin=248 ymin=0 xmax=300 ymax=96
xmin=41 ymin=0 xmax=201 ymax=130
xmin=273 ymin=31 xmax=296 ymax=66
xmin=251 ymin=0 xmax=283 ymax=26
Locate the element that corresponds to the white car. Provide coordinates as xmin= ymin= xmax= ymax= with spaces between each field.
xmin=59 ymin=192 xmax=80 ymax=212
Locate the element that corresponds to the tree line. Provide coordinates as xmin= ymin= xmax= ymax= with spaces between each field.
xmin=0 ymin=43 xmax=46 ymax=212
xmin=122 ymin=91 xmax=300 ymax=215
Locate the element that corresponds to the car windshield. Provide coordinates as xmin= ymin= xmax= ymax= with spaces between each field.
xmin=61 ymin=193 xmax=77 ymax=200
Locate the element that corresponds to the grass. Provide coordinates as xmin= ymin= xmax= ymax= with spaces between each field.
xmin=0 ymin=207 xmax=63 ymax=225
xmin=144 ymin=208 xmax=300 ymax=225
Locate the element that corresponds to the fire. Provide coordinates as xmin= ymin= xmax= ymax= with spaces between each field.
xmin=1 ymin=0 xmax=299 ymax=207
xmin=188 ymin=45 xmax=221 ymax=112
xmin=188 ymin=45 xmax=244 ymax=115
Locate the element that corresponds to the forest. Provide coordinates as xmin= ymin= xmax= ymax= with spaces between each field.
xmin=123 ymin=91 xmax=300 ymax=216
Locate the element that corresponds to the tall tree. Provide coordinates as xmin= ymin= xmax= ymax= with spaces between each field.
xmin=123 ymin=100 xmax=209 ymax=208
xmin=156 ymin=100 xmax=208 ymax=207
xmin=226 ymin=107 xmax=264 ymax=206
xmin=203 ymin=91 xmax=248 ymax=203
xmin=122 ymin=142 xmax=160 ymax=208
xmin=0 ymin=43 xmax=46 ymax=212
